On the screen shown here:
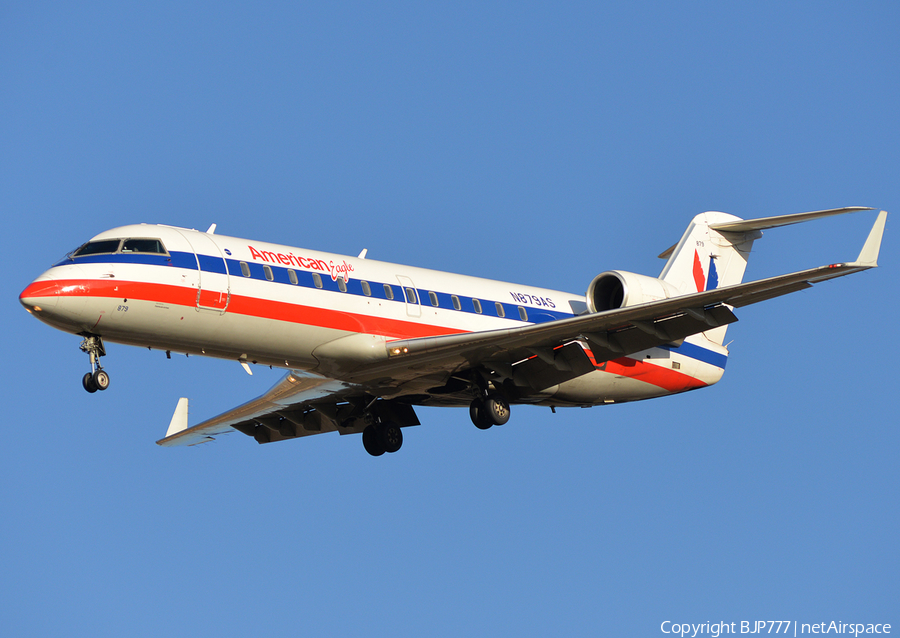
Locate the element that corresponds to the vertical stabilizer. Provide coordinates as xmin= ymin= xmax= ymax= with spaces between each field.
xmin=659 ymin=212 xmax=761 ymax=345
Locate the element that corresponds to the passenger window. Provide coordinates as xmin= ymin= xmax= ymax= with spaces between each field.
xmin=263 ymin=265 xmax=274 ymax=281
xmin=405 ymin=287 xmax=418 ymax=304
xmin=518 ymin=306 xmax=528 ymax=321
xmin=288 ymin=269 xmax=298 ymax=285
xmin=384 ymin=284 xmax=394 ymax=300
xmin=495 ymin=302 xmax=505 ymax=318
xmin=73 ymin=239 xmax=121 ymax=256
xmin=429 ymin=291 xmax=439 ymax=307
xmin=121 ymin=238 xmax=165 ymax=254
xmin=313 ymin=273 xmax=323 ymax=289
xmin=240 ymin=262 xmax=251 ymax=277
xmin=338 ymin=278 xmax=347 ymax=293
xmin=361 ymin=281 xmax=371 ymax=296
xmin=451 ymin=295 xmax=461 ymax=310
xmin=473 ymin=299 xmax=482 ymax=314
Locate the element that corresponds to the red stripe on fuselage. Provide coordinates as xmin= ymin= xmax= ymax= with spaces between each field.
xmin=582 ymin=343 xmax=707 ymax=392
xmin=602 ymin=357 xmax=706 ymax=392
xmin=24 ymin=278 xmax=711 ymax=392
xmin=21 ymin=278 xmax=468 ymax=339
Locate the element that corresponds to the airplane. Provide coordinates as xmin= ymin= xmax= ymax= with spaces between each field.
xmin=19 ymin=207 xmax=887 ymax=456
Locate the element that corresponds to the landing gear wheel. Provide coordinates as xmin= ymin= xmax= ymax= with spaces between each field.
xmin=82 ymin=372 xmax=98 ymax=393
xmin=79 ymin=335 xmax=109 ymax=394
xmin=92 ymin=369 xmax=110 ymax=391
xmin=362 ymin=425 xmax=385 ymax=457
xmin=469 ymin=400 xmax=493 ymax=430
xmin=484 ymin=394 xmax=510 ymax=426
xmin=378 ymin=423 xmax=403 ymax=453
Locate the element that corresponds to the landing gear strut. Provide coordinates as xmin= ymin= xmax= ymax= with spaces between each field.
xmin=79 ymin=335 xmax=110 ymax=393
xmin=470 ymin=393 xmax=510 ymax=429
xmin=362 ymin=422 xmax=403 ymax=456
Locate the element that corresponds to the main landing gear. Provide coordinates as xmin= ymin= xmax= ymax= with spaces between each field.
xmin=362 ymin=422 xmax=403 ymax=457
xmin=469 ymin=393 xmax=510 ymax=430
xmin=79 ymin=334 xmax=110 ymax=393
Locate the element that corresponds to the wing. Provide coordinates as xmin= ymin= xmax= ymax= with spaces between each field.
xmin=158 ymin=210 xmax=885 ymax=447
xmin=157 ymin=369 xmax=421 ymax=447
xmin=157 ymin=372 xmax=357 ymax=446
xmin=372 ymin=210 xmax=886 ymax=372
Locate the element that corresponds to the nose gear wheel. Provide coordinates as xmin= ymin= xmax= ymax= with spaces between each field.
xmin=79 ymin=335 xmax=110 ymax=393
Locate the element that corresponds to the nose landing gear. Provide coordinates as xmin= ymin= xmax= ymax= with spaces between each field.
xmin=79 ymin=335 xmax=110 ymax=393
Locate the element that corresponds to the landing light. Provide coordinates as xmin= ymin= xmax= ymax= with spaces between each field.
xmin=33 ymin=306 xmax=41 ymax=313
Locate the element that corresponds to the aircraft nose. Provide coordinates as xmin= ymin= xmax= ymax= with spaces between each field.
xmin=20 ymin=278 xmax=61 ymax=314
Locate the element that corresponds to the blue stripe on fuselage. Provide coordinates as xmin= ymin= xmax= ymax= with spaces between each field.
xmin=55 ymin=250 xmax=573 ymax=324
xmin=53 ymin=252 xmax=732 ymax=366
xmin=659 ymin=341 xmax=728 ymax=369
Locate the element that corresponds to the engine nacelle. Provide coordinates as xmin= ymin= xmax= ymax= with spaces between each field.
xmin=586 ymin=270 xmax=681 ymax=313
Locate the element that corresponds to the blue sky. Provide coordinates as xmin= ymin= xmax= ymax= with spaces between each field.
xmin=2 ymin=2 xmax=897 ymax=636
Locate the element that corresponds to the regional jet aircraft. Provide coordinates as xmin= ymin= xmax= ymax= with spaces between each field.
xmin=19 ymin=207 xmax=887 ymax=456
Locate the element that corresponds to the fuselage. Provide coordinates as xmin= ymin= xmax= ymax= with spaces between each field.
xmin=20 ymin=224 xmax=727 ymax=406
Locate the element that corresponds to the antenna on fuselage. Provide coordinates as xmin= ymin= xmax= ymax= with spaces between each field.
xmin=206 ymin=223 xmax=217 ymax=234
xmin=358 ymin=248 xmax=367 ymax=259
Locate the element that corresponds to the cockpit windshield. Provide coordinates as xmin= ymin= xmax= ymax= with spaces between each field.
xmin=72 ymin=239 xmax=122 ymax=256
xmin=121 ymin=238 xmax=166 ymax=254
xmin=71 ymin=238 xmax=167 ymax=258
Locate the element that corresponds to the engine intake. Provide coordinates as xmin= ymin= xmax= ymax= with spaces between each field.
xmin=586 ymin=270 xmax=680 ymax=313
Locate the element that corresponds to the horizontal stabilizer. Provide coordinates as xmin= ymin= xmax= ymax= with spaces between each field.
xmin=708 ymin=206 xmax=874 ymax=233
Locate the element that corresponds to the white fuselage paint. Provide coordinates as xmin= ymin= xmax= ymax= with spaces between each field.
xmin=21 ymin=224 xmax=727 ymax=406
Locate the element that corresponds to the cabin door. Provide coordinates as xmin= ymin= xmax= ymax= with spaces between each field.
xmin=177 ymin=230 xmax=231 ymax=313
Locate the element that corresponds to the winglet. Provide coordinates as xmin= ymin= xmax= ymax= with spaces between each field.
xmin=853 ymin=210 xmax=887 ymax=267
xmin=165 ymin=398 xmax=190 ymax=438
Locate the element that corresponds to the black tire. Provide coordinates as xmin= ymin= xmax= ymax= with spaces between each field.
xmin=484 ymin=394 xmax=510 ymax=426
xmin=362 ymin=425 xmax=385 ymax=457
xmin=469 ymin=400 xmax=493 ymax=430
xmin=93 ymin=369 xmax=110 ymax=391
xmin=82 ymin=372 xmax=98 ymax=393
xmin=378 ymin=423 xmax=403 ymax=453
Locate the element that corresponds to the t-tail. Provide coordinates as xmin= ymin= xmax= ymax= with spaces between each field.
xmin=656 ymin=206 xmax=877 ymax=346
xmin=657 ymin=211 xmax=758 ymax=346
